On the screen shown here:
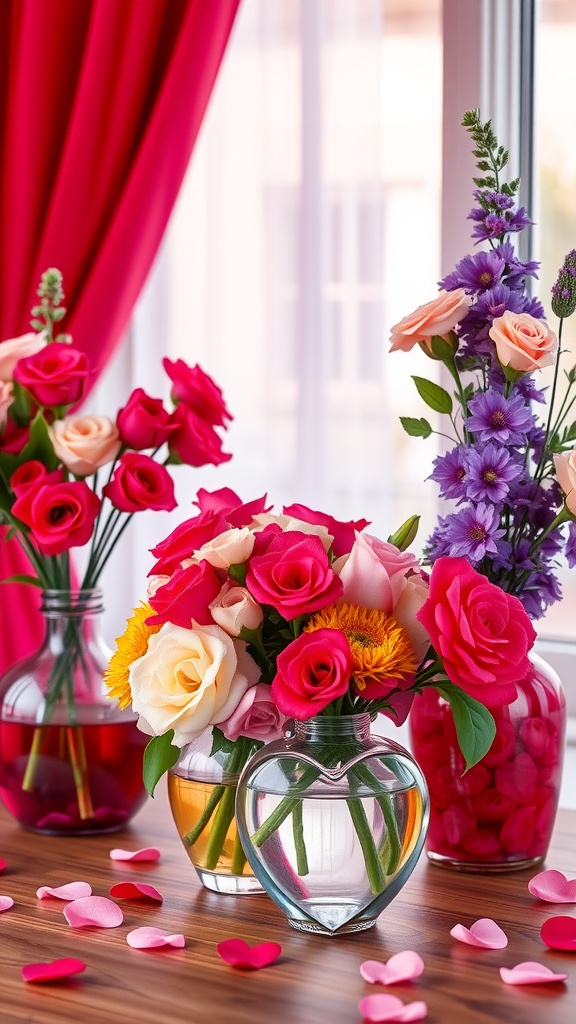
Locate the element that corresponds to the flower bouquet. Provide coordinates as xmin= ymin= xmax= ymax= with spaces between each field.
xmin=0 ymin=269 xmax=232 ymax=833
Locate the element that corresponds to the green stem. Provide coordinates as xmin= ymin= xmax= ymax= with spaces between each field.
xmin=204 ymin=785 xmax=236 ymax=870
xmin=346 ymin=796 xmax=387 ymax=895
xmin=231 ymin=832 xmax=248 ymax=876
xmin=292 ymin=801 xmax=309 ymax=876
xmin=183 ymin=785 xmax=225 ymax=847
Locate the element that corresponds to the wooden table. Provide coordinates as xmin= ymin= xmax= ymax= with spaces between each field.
xmin=1 ymin=789 xmax=575 ymax=1024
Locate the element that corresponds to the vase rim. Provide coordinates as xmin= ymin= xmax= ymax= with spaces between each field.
xmin=40 ymin=588 xmax=104 ymax=615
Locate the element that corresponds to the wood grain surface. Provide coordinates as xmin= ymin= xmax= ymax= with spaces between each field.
xmin=0 ymin=787 xmax=575 ymax=1023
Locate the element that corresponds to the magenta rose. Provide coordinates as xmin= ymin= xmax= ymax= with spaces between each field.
xmin=149 ymin=510 xmax=228 ymax=575
xmin=283 ymin=503 xmax=370 ymax=558
xmin=168 ymin=403 xmax=232 ymax=467
xmin=147 ymin=561 xmax=222 ymax=627
xmin=417 ymin=557 xmax=537 ymax=706
xmin=13 ymin=343 xmax=91 ymax=407
xmin=245 ymin=530 xmax=343 ymax=618
xmin=194 ymin=487 xmax=271 ymax=528
xmin=271 ymin=629 xmax=352 ymax=719
xmin=10 ymin=460 xmax=49 ymax=498
xmin=163 ymin=358 xmax=232 ymax=426
xmin=116 ymin=388 xmax=175 ymax=450
xmin=102 ymin=452 xmax=177 ymax=513
xmin=219 ymin=683 xmax=287 ymax=742
xmin=12 ymin=478 xmax=101 ymax=555
xmin=0 ymin=418 xmax=30 ymax=453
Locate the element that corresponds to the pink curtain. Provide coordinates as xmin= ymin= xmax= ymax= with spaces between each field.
xmin=0 ymin=0 xmax=242 ymax=673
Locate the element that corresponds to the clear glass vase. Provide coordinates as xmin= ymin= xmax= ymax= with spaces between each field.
xmin=235 ymin=713 xmax=429 ymax=935
xmin=409 ymin=653 xmax=566 ymax=872
xmin=0 ymin=589 xmax=148 ymax=835
xmin=168 ymin=729 xmax=265 ymax=895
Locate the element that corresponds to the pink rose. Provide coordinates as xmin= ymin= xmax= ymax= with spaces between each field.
xmin=163 ymin=358 xmax=232 ymax=426
xmin=271 ymin=629 xmax=353 ymax=719
xmin=389 ymin=288 xmax=472 ymax=353
xmin=13 ymin=343 xmax=91 ymax=407
xmin=554 ymin=448 xmax=576 ymax=514
xmin=245 ymin=530 xmax=343 ymax=618
xmin=168 ymin=402 xmax=231 ymax=467
xmin=10 ymin=460 xmax=50 ymax=498
xmin=49 ymin=414 xmax=121 ymax=476
xmin=210 ymin=583 xmax=263 ymax=636
xmin=489 ymin=311 xmax=557 ymax=373
xmin=116 ymin=388 xmax=176 ymax=449
xmin=12 ymin=478 xmax=101 ymax=555
xmin=219 ymin=683 xmax=287 ymax=742
xmin=338 ymin=532 xmax=419 ymax=613
xmin=102 ymin=452 xmax=177 ymax=513
xmin=282 ymin=503 xmax=370 ymax=558
xmin=0 ymin=381 xmax=13 ymax=425
xmin=194 ymin=488 xmax=271 ymax=527
xmin=147 ymin=561 xmax=222 ymax=627
xmin=149 ymin=510 xmax=228 ymax=576
xmin=0 ymin=332 xmax=47 ymax=381
xmin=417 ymin=557 xmax=536 ymax=706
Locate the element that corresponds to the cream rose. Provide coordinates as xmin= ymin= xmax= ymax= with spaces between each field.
xmin=250 ymin=512 xmax=333 ymax=552
xmin=389 ymin=289 xmax=472 ymax=353
xmin=554 ymin=450 xmax=576 ymax=515
xmin=393 ymin=572 xmax=430 ymax=664
xmin=49 ymin=415 xmax=122 ymax=476
xmin=210 ymin=583 xmax=264 ymax=636
xmin=0 ymin=331 xmax=47 ymax=381
xmin=193 ymin=527 xmax=255 ymax=569
xmin=489 ymin=310 xmax=557 ymax=373
xmin=128 ymin=621 xmax=260 ymax=747
xmin=0 ymin=381 xmax=13 ymax=426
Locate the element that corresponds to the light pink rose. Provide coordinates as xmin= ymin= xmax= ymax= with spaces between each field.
xmin=49 ymin=415 xmax=122 ymax=476
xmin=338 ymin=532 xmax=419 ymax=613
xmin=219 ymin=683 xmax=286 ymax=742
xmin=389 ymin=289 xmax=472 ymax=353
xmin=392 ymin=572 xmax=430 ymax=663
xmin=0 ymin=332 xmax=47 ymax=381
xmin=209 ymin=583 xmax=263 ymax=636
xmin=194 ymin=527 xmax=255 ymax=569
xmin=0 ymin=381 xmax=13 ymax=425
xmin=554 ymin=449 xmax=576 ymax=514
xmin=489 ymin=310 xmax=557 ymax=373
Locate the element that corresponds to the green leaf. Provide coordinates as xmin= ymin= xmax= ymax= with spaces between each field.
xmin=412 ymin=376 xmax=453 ymax=414
xmin=430 ymin=334 xmax=457 ymax=361
xmin=434 ymin=682 xmax=496 ymax=770
xmin=228 ymin=562 xmax=247 ymax=586
xmin=209 ymin=726 xmax=236 ymax=759
xmin=399 ymin=416 xmax=432 ymax=438
xmin=142 ymin=731 xmax=180 ymax=796
xmin=0 ymin=574 xmax=42 ymax=587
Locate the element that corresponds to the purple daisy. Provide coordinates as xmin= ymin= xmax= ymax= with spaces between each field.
xmin=467 ymin=389 xmax=533 ymax=444
xmin=465 ymin=443 xmax=523 ymax=502
xmin=442 ymin=503 xmax=506 ymax=562
xmin=429 ymin=447 xmax=469 ymax=501
xmin=566 ymin=522 xmax=576 ymax=568
xmin=439 ymin=250 xmax=506 ymax=294
xmin=496 ymin=242 xmax=540 ymax=287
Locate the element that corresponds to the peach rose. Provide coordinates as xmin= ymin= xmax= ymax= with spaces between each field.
xmin=49 ymin=415 xmax=121 ymax=476
xmin=0 ymin=332 xmax=47 ymax=381
xmin=210 ymin=582 xmax=264 ymax=636
xmin=389 ymin=289 xmax=472 ymax=353
xmin=489 ymin=311 xmax=557 ymax=373
xmin=0 ymin=381 xmax=13 ymax=426
xmin=554 ymin=449 xmax=576 ymax=515
xmin=393 ymin=572 xmax=430 ymax=664
xmin=193 ymin=527 xmax=255 ymax=569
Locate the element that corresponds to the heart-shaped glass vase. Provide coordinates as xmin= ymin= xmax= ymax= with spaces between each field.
xmin=235 ymin=714 xmax=429 ymax=935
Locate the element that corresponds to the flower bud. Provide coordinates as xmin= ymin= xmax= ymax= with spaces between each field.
xmin=551 ymin=249 xmax=576 ymax=319
xmin=388 ymin=515 xmax=420 ymax=552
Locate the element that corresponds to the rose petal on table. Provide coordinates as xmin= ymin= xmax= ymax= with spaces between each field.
xmin=360 ymin=952 xmax=425 ymax=985
xmin=0 ymin=858 xmax=6 ymax=873
xmin=126 ymin=927 xmax=185 ymax=949
xmin=450 ymin=918 xmax=508 ymax=949
xmin=358 ymin=993 xmax=428 ymax=1022
xmin=216 ymin=938 xmax=282 ymax=969
xmin=63 ymin=896 xmax=124 ymax=928
xmin=528 ymin=869 xmax=576 ymax=903
xmin=109 ymin=847 xmax=161 ymax=862
xmin=37 ymin=882 xmax=93 ymax=901
xmin=21 ymin=958 xmax=86 ymax=984
xmin=109 ymin=882 xmax=163 ymax=902
xmin=0 ymin=895 xmax=14 ymax=912
xmin=500 ymin=961 xmax=568 ymax=985
xmin=540 ymin=916 xmax=576 ymax=951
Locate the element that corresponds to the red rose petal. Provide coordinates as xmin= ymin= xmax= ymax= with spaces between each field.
xmin=109 ymin=847 xmax=161 ymax=862
xmin=37 ymin=882 xmax=93 ymax=901
xmin=528 ymin=869 xmax=576 ymax=903
xmin=63 ymin=896 xmax=124 ymax=929
xmin=540 ymin=916 xmax=576 ymax=951
xmin=0 ymin=858 xmax=6 ymax=873
xmin=22 ymin=958 xmax=86 ymax=983
xmin=126 ymin=927 xmax=185 ymax=949
xmin=109 ymin=882 xmax=163 ymax=902
xmin=216 ymin=938 xmax=282 ymax=969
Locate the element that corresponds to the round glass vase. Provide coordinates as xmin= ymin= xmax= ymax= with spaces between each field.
xmin=168 ymin=730 xmax=265 ymax=895
xmin=0 ymin=589 xmax=148 ymax=835
xmin=409 ymin=653 xmax=566 ymax=872
xmin=235 ymin=713 xmax=429 ymax=936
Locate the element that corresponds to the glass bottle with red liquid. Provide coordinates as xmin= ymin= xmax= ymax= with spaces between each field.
xmin=0 ymin=589 xmax=148 ymax=834
xmin=409 ymin=653 xmax=566 ymax=871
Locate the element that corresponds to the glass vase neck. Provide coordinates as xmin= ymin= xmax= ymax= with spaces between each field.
xmin=40 ymin=589 xmax=104 ymax=617
xmin=294 ymin=713 xmax=372 ymax=742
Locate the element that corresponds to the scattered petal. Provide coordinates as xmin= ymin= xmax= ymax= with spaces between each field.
xmin=0 ymin=859 xmax=6 ymax=873
xmin=541 ymin=916 xmax=576 ymax=951
xmin=500 ymin=961 xmax=568 ymax=985
xmin=528 ymin=869 xmax=576 ymax=903
xmin=109 ymin=847 xmax=161 ymax=862
xmin=37 ymin=882 xmax=93 ymax=901
xmin=360 ymin=952 xmax=425 ymax=985
xmin=22 ymin=959 xmax=86 ymax=984
xmin=450 ymin=918 xmax=508 ymax=949
xmin=0 ymin=895 xmax=14 ymax=912
xmin=126 ymin=927 xmax=185 ymax=949
xmin=109 ymin=882 xmax=163 ymax=902
xmin=358 ymin=993 xmax=428 ymax=1022
xmin=64 ymin=896 xmax=124 ymax=929
xmin=216 ymin=938 xmax=282 ymax=969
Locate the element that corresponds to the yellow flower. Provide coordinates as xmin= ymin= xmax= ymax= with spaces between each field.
xmin=305 ymin=602 xmax=418 ymax=689
xmin=104 ymin=603 xmax=161 ymax=709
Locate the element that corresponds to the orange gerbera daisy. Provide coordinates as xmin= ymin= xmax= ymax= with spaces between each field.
xmin=104 ymin=603 xmax=162 ymax=709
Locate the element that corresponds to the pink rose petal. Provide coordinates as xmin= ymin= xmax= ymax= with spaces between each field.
xmin=37 ymin=882 xmax=93 ymax=901
xmin=540 ymin=916 xmax=576 ymax=951
xmin=360 ymin=952 xmax=425 ymax=985
xmin=63 ymin=896 xmax=124 ymax=929
xmin=22 ymin=958 xmax=86 ymax=984
xmin=109 ymin=847 xmax=161 ymax=862
xmin=358 ymin=993 xmax=428 ymax=1022
xmin=0 ymin=858 xmax=6 ymax=873
xmin=216 ymin=938 xmax=282 ymax=969
xmin=0 ymin=895 xmax=14 ymax=912
xmin=126 ymin=927 xmax=185 ymax=949
xmin=528 ymin=869 xmax=576 ymax=903
xmin=109 ymin=882 xmax=163 ymax=902
xmin=500 ymin=961 xmax=568 ymax=985
xmin=450 ymin=918 xmax=508 ymax=949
